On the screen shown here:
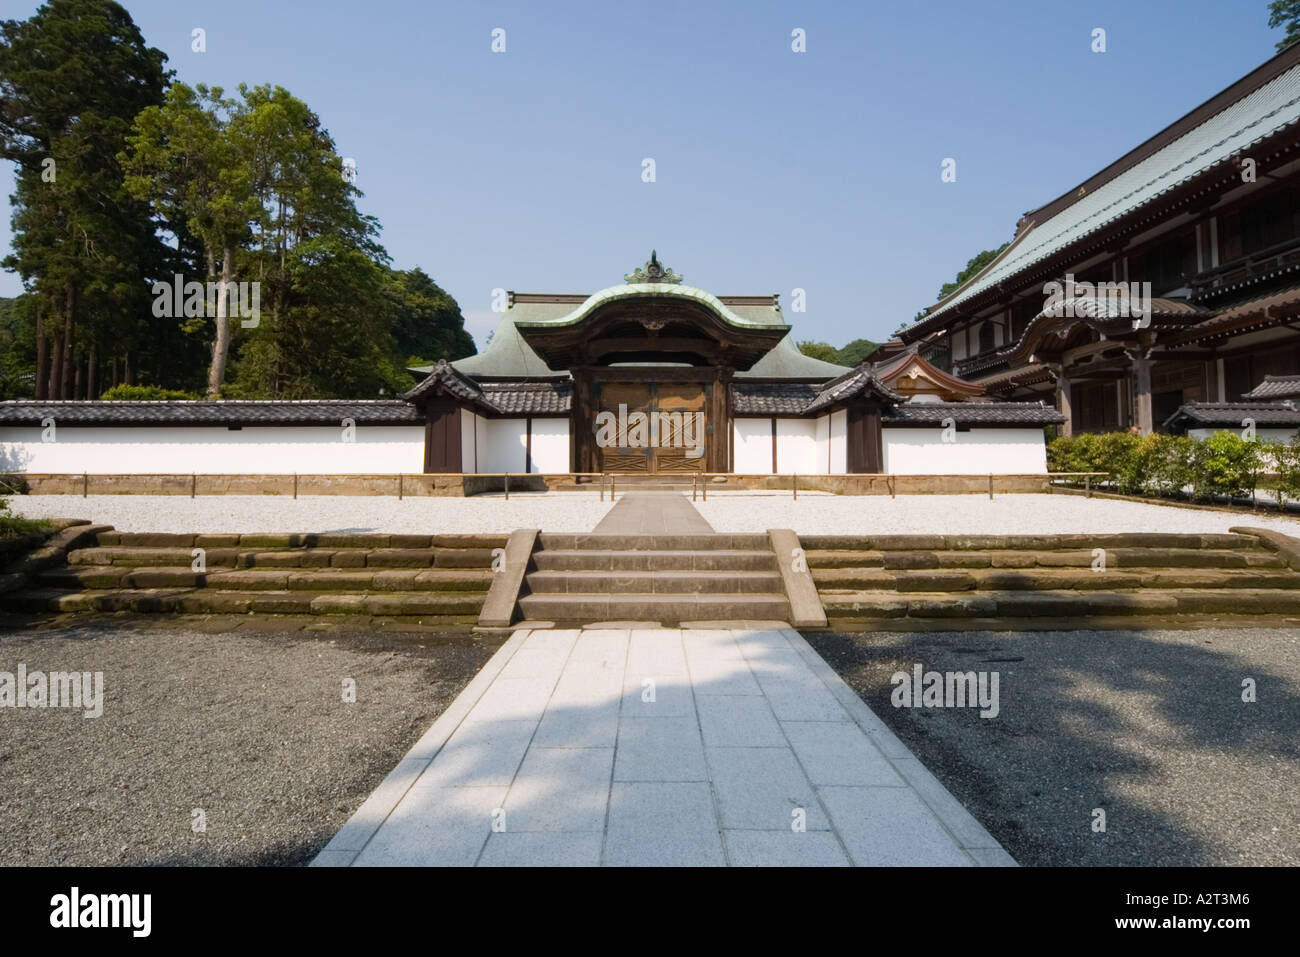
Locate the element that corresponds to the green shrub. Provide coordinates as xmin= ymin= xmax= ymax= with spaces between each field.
xmin=1131 ymin=433 xmax=1194 ymax=497
xmin=99 ymin=384 xmax=201 ymax=401
xmin=1047 ymin=431 xmax=1140 ymax=487
xmin=1268 ymin=436 xmax=1300 ymax=508
xmin=1188 ymin=431 xmax=1261 ymax=501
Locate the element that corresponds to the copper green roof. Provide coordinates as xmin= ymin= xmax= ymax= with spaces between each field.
xmin=906 ymin=51 xmax=1300 ymax=337
xmin=439 ymin=284 xmax=850 ymax=380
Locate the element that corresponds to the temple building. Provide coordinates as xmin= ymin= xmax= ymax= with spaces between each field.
xmin=401 ymin=252 xmax=1061 ymax=476
xmin=899 ymin=42 xmax=1300 ymax=439
xmin=0 ymin=253 xmax=1062 ymax=477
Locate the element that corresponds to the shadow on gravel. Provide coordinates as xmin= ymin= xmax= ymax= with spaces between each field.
xmin=806 ymin=627 xmax=1300 ymax=867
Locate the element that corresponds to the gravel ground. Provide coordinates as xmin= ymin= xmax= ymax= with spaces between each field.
xmin=9 ymin=490 xmax=1300 ymax=537
xmin=805 ymin=627 xmax=1300 ymax=866
xmin=0 ymin=619 xmax=501 ymax=866
xmin=694 ymin=493 xmax=1300 ymax=536
xmin=5 ymin=492 xmax=616 ymax=533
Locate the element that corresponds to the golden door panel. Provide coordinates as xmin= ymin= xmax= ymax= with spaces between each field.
xmin=593 ymin=381 xmax=708 ymax=472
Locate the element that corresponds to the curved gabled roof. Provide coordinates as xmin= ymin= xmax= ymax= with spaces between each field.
xmin=442 ymin=284 xmax=850 ymax=380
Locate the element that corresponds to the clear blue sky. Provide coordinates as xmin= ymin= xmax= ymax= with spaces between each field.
xmin=0 ymin=0 xmax=1288 ymax=349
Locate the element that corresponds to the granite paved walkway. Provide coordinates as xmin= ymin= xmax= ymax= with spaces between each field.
xmin=312 ymin=625 xmax=1015 ymax=867
xmin=592 ymin=492 xmax=714 ymax=535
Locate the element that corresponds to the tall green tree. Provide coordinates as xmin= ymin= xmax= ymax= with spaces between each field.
xmin=836 ymin=338 xmax=880 ymax=365
xmin=1270 ymin=0 xmax=1300 ymax=50
xmin=797 ymin=340 xmax=840 ymax=363
xmin=121 ymin=82 xmax=255 ymax=395
xmin=936 ymin=243 xmax=1009 ymax=301
xmin=387 ymin=267 xmax=475 ymax=365
xmin=0 ymin=0 xmax=170 ymax=398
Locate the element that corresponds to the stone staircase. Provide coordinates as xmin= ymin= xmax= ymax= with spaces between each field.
xmin=3 ymin=530 xmax=504 ymax=623
xmin=807 ymin=531 xmax=1300 ymax=626
xmin=516 ymin=533 xmax=793 ymax=625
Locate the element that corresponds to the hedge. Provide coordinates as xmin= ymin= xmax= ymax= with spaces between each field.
xmin=1046 ymin=430 xmax=1294 ymax=503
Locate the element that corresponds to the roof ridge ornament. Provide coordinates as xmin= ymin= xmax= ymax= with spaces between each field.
xmin=625 ymin=250 xmax=683 ymax=285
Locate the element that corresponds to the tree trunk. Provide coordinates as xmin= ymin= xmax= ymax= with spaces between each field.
xmin=60 ymin=285 xmax=76 ymax=400
xmin=49 ymin=333 xmax=62 ymax=399
xmin=34 ymin=313 xmax=47 ymax=400
xmin=109 ymin=356 xmax=118 ymax=389
xmin=73 ymin=360 xmax=82 ymax=400
xmin=206 ymin=247 xmax=233 ymax=397
xmin=86 ymin=344 xmax=97 ymax=399
xmin=125 ymin=351 xmax=135 ymax=385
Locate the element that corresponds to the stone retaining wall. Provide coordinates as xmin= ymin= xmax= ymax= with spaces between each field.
xmin=15 ymin=472 xmax=1054 ymax=496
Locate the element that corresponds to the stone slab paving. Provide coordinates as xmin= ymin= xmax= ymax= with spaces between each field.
xmin=591 ymin=491 xmax=715 ymax=535
xmin=313 ymin=625 xmax=1015 ymax=867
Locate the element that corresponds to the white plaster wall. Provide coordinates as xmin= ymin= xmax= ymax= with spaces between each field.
xmin=775 ymin=418 xmax=819 ymax=474
xmin=460 ymin=409 xmax=478 ymax=473
xmin=882 ymin=428 xmax=1048 ymax=474
xmin=829 ymin=409 xmax=847 ymax=474
xmin=0 ymin=426 xmax=425 ymax=474
xmin=814 ymin=415 xmax=829 ymax=474
xmin=530 ymin=419 xmax=570 ymax=473
xmin=475 ymin=417 xmax=528 ymax=473
xmin=732 ymin=419 xmax=772 ymax=474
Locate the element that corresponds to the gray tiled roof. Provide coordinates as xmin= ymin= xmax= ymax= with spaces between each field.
xmin=401 ymin=358 xmax=492 ymax=409
xmin=731 ymin=383 xmax=817 ymax=415
xmin=401 ymin=360 xmax=570 ymax=415
xmin=911 ymin=59 xmax=1300 ymax=331
xmin=1162 ymin=401 xmax=1300 ymax=430
xmin=883 ymin=401 xmax=1065 ymax=427
xmin=804 ymin=367 xmax=902 ymax=414
xmin=732 ymin=368 xmax=901 ymax=416
xmin=0 ymin=400 xmax=422 ymax=427
xmin=481 ymin=381 xmax=572 ymax=415
xmin=1242 ymin=375 xmax=1300 ymax=400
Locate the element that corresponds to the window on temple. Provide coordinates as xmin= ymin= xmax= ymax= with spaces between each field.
xmin=1218 ymin=187 xmax=1300 ymax=263
xmin=1129 ymin=229 xmax=1196 ymax=295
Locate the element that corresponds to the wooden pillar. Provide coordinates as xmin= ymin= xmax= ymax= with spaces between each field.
xmin=1056 ymin=370 xmax=1073 ymax=437
xmin=423 ymin=399 xmax=462 ymax=473
xmin=1132 ymin=355 xmax=1154 ymax=435
xmin=572 ymin=367 xmax=595 ymax=473
xmin=710 ymin=369 xmax=731 ymax=473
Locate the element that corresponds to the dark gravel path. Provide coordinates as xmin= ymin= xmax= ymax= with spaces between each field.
xmin=0 ymin=617 xmax=501 ymax=866
xmin=805 ymin=627 xmax=1299 ymax=866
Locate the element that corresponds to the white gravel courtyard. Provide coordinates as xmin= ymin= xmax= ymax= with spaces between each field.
xmin=8 ymin=491 xmax=1300 ymax=537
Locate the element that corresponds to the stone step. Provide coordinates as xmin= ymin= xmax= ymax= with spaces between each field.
xmin=820 ymin=588 xmax=1300 ymax=619
xmin=93 ymin=531 xmax=504 ymax=549
xmin=806 ymin=547 xmax=1281 ymax=570
xmin=813 ymin=567 xmax=1300 ymax=592
xmin=537 ymin=533 xmax=771 ymax=551
xmin=64 ymin=546 xmax=495 ymax=570
xmin=531 ymin=549 xmax=776 ymax=572
xmin=38 ymin=566 xmax=492 ymax=592
xmin=525 ymin=569 xmax=783 ymax=594
xmin=517 ymin=592 xmax=792 ymax=625
xmin=800 ymin=533 xmax=1258 ymax=551
xmin=4 ymin=588 xmax=487 ymax=616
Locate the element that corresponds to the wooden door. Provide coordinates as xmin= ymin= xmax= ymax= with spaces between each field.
xmin=593 ymin=381 xmax=708 ymax=472
xmin=651 ymin=382 xmax=707 ymax=472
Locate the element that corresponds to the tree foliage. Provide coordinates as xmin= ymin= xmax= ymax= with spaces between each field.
xmin=1270 ymin=0 xmax=1300 ymax=51
xmin=1 ymin=5 xmax=476 ymax=400
xmin=0 ymin=0 xmax=171 ymax=399
xmin=797 ymin=338 xmax=882 ymax=366
xmin=936 ymin=243 xmax=1009 ymax=302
